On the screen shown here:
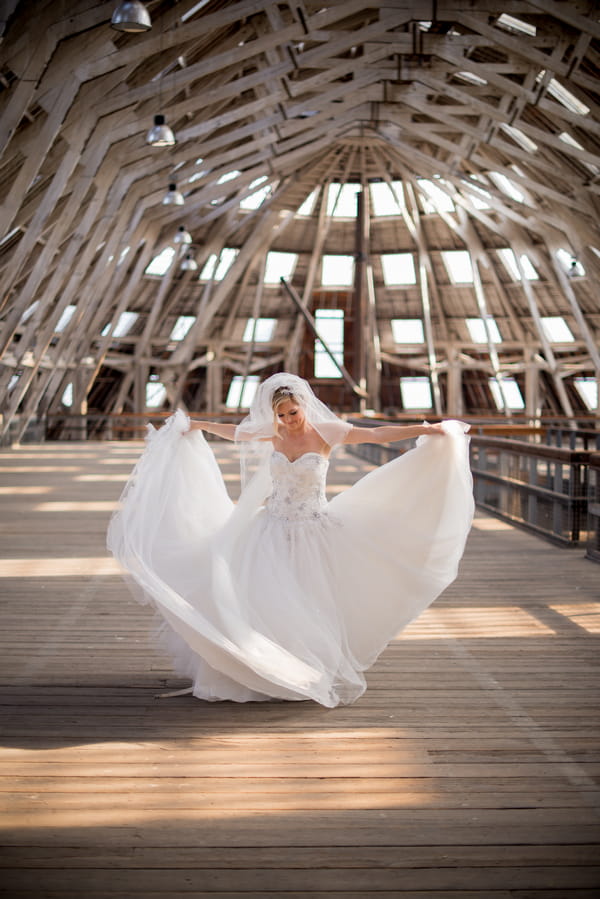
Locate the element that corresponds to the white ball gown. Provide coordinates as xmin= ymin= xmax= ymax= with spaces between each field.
xmin=107 ymin=410 xmax=474 ymax=707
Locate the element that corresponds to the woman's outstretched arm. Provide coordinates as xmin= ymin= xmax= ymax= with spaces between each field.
xmin=344 ymin=422 xmax=444 ymax=445
xmin=188 ymin=420 xmax=238 ymax=440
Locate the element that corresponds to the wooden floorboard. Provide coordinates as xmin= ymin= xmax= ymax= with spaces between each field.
xmin=0 ymin=439 xmax=599 ymax=898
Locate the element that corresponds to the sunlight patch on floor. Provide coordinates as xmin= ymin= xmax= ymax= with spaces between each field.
xmin=549 ymin=602 xmax=600 ymax=634
xmin=0 ymin=557 xmax=122 ymax=577
xmin=34 ymin=501 xmax=118 ymax=512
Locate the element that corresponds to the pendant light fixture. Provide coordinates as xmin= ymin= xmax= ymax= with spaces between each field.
xmin=174 ymin=225 xmax=192 ymax=245
xmin=111 ymin=1 xmax=151 ymax=32
xmin=146 ymin=114 xmax=176 ymax=147
xmin=181 ymin=252 xmax=198 ymax=272
xmin=163 ymin=183 xmax=184 ymax=206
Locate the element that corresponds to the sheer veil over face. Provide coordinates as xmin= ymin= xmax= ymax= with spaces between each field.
xmin=234 ymin=373 xmax=351 ymax=491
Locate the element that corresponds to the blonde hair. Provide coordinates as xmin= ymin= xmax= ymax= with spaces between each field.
xmin=272 ymin=386 xmax=301 ymax=435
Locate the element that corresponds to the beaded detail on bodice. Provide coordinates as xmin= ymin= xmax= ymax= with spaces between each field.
xmin=265 ymin=451 xmax=329 ymax=522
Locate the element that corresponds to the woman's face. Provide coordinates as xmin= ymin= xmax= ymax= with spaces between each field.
xmin=275 ymin=398 xmax=305 ymax=431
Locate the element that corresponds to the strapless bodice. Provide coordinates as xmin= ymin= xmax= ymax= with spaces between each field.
xmin=265 ymin=451 xmax=329 ymax=522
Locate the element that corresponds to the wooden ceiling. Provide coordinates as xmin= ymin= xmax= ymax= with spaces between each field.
xmin=1 ymin=0 xmax=599 ymax=435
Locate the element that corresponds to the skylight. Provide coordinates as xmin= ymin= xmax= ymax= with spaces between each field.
xmin=381 ymin=253 xmax=416 ymax=286
xmin=497 ymin=13 xmax=536 ymax=36
xmin=489 ymin=172 xmax=526 ymax=203
xmin=243 ymin=318 xmax=276 ymax=342
xmin=296 ymin=188 xmax=319 ymax=216
xmin=391 ymin=319 xmax=424 ymax=343
xmin=146 ymin=380 xmax=167 ymax=408
xmin=264 ymin=251 xmax=297 ymax=285
xmin=417 ymin=179 xmax=455 ymax=213
xmin=400 ymin=377 xmax=432 ymax=410
xmin=226 ymin=375 xmax=259 ymax=408
xmin=314 ymin=309 xmax=344 ymax=378
xmin=210 ymin=169 xmax=241 ymax=204
xmin=489 ymin=377 xmax=525 ymax=410
xmin=181 ymin=0 xmax=211 ymax=21
xmin=497 ymin=248 xmax=539 ymax=281
xmin=541 ymin=316 xmax=575 ymax=343
xmin=326 ymin=182 xmax=360 ymax=217
xmin=466 ymin=317 xmax=502 ymax=344
xmin=55 ymin=305 xmax=77 ymax=333
xmin=169 ymin=315 xmax=196 ymax=341
xmin=539 ymin=73 xmax=590 ymax=116
xmin=102 ymin=311 xmax=139 ymax=338
xmin=240 ymin=176 xmax=272 ymax=210
xmin=454 ymin=71 xmax=487 ymax=86
xmin=574 ymin=377 xmax=598 ymax=411
xmin=200 ymin=248 xmax=239 ymax=281
xmin=146 ymin=247 xmax=175 ymax=276
xmin=61 ymin=383 xmax=73 ymax=407
xmin=500 ymin=123 xmax=538 ymax=153
xmin=321 ymin=254 xmax=354 ymax=287
xmin=370 ymin=181 xmax=403 ymax=216
xmin=558 ymin=132 xmax=599 ymax=174
xmin=20 ymin=300 xmax=39 ymax=324
xmin=441 ymin=250 xmax=474 ymax=284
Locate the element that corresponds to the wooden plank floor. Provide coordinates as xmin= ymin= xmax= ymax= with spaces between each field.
xmin=0 ymin=439 xmax=599 ymax=898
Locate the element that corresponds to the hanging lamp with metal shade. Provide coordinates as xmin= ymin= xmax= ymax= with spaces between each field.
xmin=173 ymin=226 xmax=192 ymax=245
xmin=163 ymin=183 xmax=184 ymax=205
xmin=147 ymin=115 xmax=176 ymax=147
xmin=111 ymin=1 xmax=151 ymax=32
xmin=181 ymin=252 xmax=198 ymax=272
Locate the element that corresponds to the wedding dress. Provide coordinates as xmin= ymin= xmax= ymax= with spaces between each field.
xmin=108 ymin=386 xmax=474 ymax=708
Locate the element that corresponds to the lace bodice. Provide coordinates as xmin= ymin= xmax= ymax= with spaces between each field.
xmin=266 ymin=451 xmax=329 ymax=522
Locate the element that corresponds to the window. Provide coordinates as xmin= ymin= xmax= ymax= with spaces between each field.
xmin=489 ymin=377 xmax=525 ymax=410
xmin=169 ymin=315 xmax=196 ymax=341
xmin=321 ymin=254 xmax=354 ymax=287
xmin=19 ymin=301 xmax=39 ymax=324
xmin=489 ymin=172 xmax=525 ymax=203
xmin=541 ymin=317 xmax=575 ymax=343
xmin=264 ymin=251 xmax=297 ymax=285
xmin=466 ymin=317 xmax=502 ymax=344
xmin=441 ymin=250 xmax=474 ymax=284
xmin=574 ymin=378 xmax=598 ymax=411
xmin=460 ymin=176 xmax=492 ymax=209
xmin=8 ymin=374 xmax=20 ymax=392
xmin=102 ymin=311 xmax=139 ymax=338
xmin=296 ymin=188 xmax=319 ymax=216
xmin=225 ymin=375 xmax=260 ymax=408
xmin=210 ymin=170 xmax=241 ymax=205
xmin=400 ymin=377 xmax=432 ymax=410
xmin=500 ymin=123 xmax=537 ymax=153
xmin=240 ymin=176 xmax=272 ymax=210
xmin=314 ymin=309 xmax=344 ymax=378
xmin=454 ymin=71 xmax=487 ymax=86
xmin=146 ymin=379 xmax=167 ymax=408
xmin=417 ymin=179 xmax=455 ymax=213
xmin=497 ymin=249 xmax=539 ymax=281
xmin=391 ymin=319 xmax=424 ymax=343
xmin=61 ymin=383 xmax=73 ymax=407
xmin=497 ymin=14 xmax=536 ymax=36
xmin=326 ymin=182 xmax=361 ymax=217
xmin=145 ymin=247 xmax=175 ymax=276
xmin=538 ymin=72 xmax=589 ymax=116
xmin=381 ymin=253 xmax=416 ymax=286
xmin=558 ymin=132 xmax=599 ymax=175
xmin=54 ymin=305 xmax=77 ymax=333
xmin=370 ymin=180 xmax=403 ymax=216
xmin=199 ymin=248 xmax=239 ymax=281
xmin=243 ymin=318 xmax=276 ymax=342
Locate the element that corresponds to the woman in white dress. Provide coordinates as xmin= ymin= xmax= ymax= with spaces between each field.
xmin=107 ymin=372 xmax=474 ymax=707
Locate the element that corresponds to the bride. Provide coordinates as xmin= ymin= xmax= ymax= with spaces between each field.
xmin=107 ymin=372 xmax=474 ymax=707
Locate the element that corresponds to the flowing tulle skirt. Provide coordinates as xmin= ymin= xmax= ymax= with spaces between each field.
xmin=107 ymin=413 xmax=474 ymax=707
